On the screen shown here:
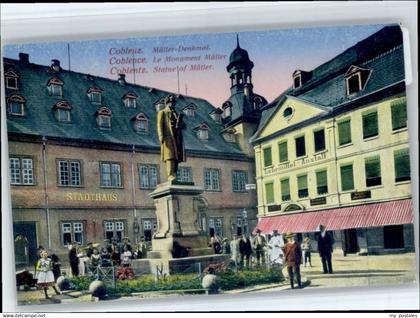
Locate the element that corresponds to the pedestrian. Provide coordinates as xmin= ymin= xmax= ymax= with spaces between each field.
xmin=122 ymin=237 xmax=133 ymax=253
xmin=111 ymin=243 xmax=121 ymax=266
xmin=121 ymin=246 xmax=132 ymax=267
xmin=268 ymin=230 xmax=285 ymax=267
xmin=209 ymin=234 xmax=222 ymax=254
xmin=68 ymin=245 xmax=79 ymax=277
xmin=239 ymin=233 xmax=252 ymax=269
xmin=283 ymin=232 xmax=302 ymax=289
xmin=85 ymin=242 xmax=94 ymax=258
xmin=317 ymin=224 xmax=334 ymax=274
xmin=50 ymin=253 xmax=61 ymax=282
xmin=221 ymin=238 xmax=231 ymax=254
xmin=35 ymin=250 xmax=61 ymax=298
xmin=100 ymin=247 xmax=112 ymax=267
xmin=253 ymin=229 xmax=267 ymax=266
xmin=90 ymin=248 xmax=101 ymax=268
xmin=301 ymin=236 xmax=312 ymax=267
xmin=77 ymin=246 xmax=87 ymax=276
xmin=230 ymin=234 xmax=240 ymax=267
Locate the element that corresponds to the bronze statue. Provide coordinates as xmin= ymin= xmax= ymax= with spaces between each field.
xmin=157 ymin=95 xmax=185 ymax=181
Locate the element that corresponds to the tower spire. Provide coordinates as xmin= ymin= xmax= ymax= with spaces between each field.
xmin=236 ymin=34 xmax=240 ymax=48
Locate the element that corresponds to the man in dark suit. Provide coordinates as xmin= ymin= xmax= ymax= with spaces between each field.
xmin=317 ymin=224 xmax=334 ymax=274
xmin=239 ymin=234 xmax=252 ymax=269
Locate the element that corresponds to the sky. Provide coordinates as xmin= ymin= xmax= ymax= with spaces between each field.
xmin=3 ymin=24 xmax=388 ymax=107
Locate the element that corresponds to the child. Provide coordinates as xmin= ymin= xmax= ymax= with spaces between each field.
xmin=301 ymin=237 xmax=312 ymax=267
xmin=35 ymin=250 xmax=60 ymax=298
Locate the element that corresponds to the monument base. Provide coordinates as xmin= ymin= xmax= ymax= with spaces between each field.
xmin=131 ymin=254 xmax=230 ymax=276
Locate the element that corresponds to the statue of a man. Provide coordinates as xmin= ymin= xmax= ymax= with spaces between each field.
xmin=157 ymin=94 xmax=185 ymax=181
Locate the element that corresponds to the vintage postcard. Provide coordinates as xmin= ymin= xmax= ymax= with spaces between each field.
xmin=2 ymin=23 xmax=416 ymax=306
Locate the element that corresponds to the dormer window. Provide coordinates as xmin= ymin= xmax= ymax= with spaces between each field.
xmin=222 ymin=101 xmax=232 ymax=119
xmin=293 ymin=74 xmax=302 ymax=89
xmin=345 ymin=65 xmax=371 ymax=96
xmin=194 ymin=122 xmax=209 ymax=140
xmin=132 ymin=113 xmax=148 ymax=133
xmin=183 ymin=103 xmax=197 ymax=117
xmin=7 ymin=95 xmax=26 ymax=116
xmin=95 ymin=107 xmax=112 ymax=129
xmin=47 ymin=77 xmax=64 ymax=97
xmin=52 ymin=101 xmax=72 ymax=123
xmin=292 ymin=69 xmax=311 ymax=89
xmin=222 ymin=128 xmax=236 ymax=143
xmin=253 ymin=96 xmax=263 ymax=110
xmin=5 ymin=70 xmax=19 ymax=89
xmin=123 ymin=92 xmax=138 ymax=108
xmin=209 ymin=108 xmax=223 ymax=123
xmin=154 ymin=98 xmax=165 ymax=112
xmin=87 ymin=86 xmax=103 ymax=104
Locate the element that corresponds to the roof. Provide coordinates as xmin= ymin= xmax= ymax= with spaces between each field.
xmin=254 ymin=199 xmax=413 ymax=234
xmin=251 ymin=25 xmax=405 ymax=143
xmin=4 ymin=57 xmax=246 ymax=159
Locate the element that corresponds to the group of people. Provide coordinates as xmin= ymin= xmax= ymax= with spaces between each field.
xmin=68 ymin=237 xmax=149 ymax=277
xmin=209 ymin=224 xmax=335 ymax=289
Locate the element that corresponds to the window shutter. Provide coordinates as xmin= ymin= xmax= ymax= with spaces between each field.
xmin=365 ymin=156 xmax=381 ymax=187
xmin=279 ymin=142 xmax=288 ymax=163
xmin=362 ymin=111 xmax=378 ymax=138
xmin=391 ymin=98 xmax=407 ymax=130
xmin=316 ymin=170 xmax=328 ymax=194
xmin=394 ymin=149 xmax=410 ymax=182
xmin=281 ymin=178 xmax=290 ymax=201
xmin=265 ymin=182 xmax=274 ymax=204
xmin=263 ymin=147 xmax=272 ymax=167
xmin=297 ymin=175 xmax=307 ymax=190
xmin=340 ymin=164 xmax=354 ymax=191
xmin=338 ymin=120 xmax=351 ymax=145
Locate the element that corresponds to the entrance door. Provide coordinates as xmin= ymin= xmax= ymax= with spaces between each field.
xmin=344 ymin=229 xmax=359 ymax=254
xmin=13 ymin=222 xmax=37 ymax=265
xmin=384 ymin=225 xmax=404 ymax=249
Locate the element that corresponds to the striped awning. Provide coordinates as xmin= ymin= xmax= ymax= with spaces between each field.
xmin=255 ymin=199 xmax=413 ymax=234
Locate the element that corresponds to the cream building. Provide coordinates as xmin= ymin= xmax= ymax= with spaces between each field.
xmin=251 ymin=25 xmax=414 ymax=255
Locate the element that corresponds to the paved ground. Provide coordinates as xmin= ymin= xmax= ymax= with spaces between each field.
xmin=15 ymin=253 xmax=418 ymax=305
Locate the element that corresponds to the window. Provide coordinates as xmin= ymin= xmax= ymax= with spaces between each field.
xmin=222 ymin=102 xmax=232 ymax=118
xmin=104 ymin=221 xmax=125 ymax=242
xmin=394 ymin=149 xmax=411 ymax=182
xmin=87 ymin=86 xmax=103 ymax=103
xmin=47 ymin=78 xmax=64 ymax=97
xmin=177 ymin=166 xmax=193 ymax=183
xmin=295 ymin=136 xmax=306 ymax=158
xmin=338 ymin=119 xmax=352 ymax=145
xmin=183 ymin=104 xmax=197 ymax=117
xmin=143 ymin=219 xmax=157 ymax=241
xmin=297 ymin=174 xmax=308 ymax=198
xmin=340 ymin=164 xmax=354 ymax=191
xmin=123 ymin=92 xmax=138 ymax=108
xmin=316 ymin=170 xmax=328 ymax=195
xmin=365 ymin=156 xmax=381 ymax=187
xmin=7 ymin=95 xmax=26 ymax=116
xmin=58 ymin=159 xmax=82 ymax=186
xmin=278 ymin=141 xmax=288 ymax=163
xmin=314 ymin=129 xmax=325 ymax=152
xmin=209 ymin=217 xmax=223 ymax=237
xmin=383 ymin=225 xmax=404 ymax=249
xmin=53 ymin=101 xmax=72 ymax=123
xmin=139 ymin=164 xmax=158 ymax=189
xmin=9 ymin=157 xmax=34 ymax=185
xmin=223 ymin=130 xmax=236 ymax=143
xmin=346 ymin=73 xmax=361 ymax=95
xmin=293 ymin=75 xmax=302 ymax=89
xmin=265 ymin=182 xmax=274 ymax=204
xmin=61 ymin=222 xmax=84 ymax=246
xmin=96 ymin=107 xmax=112 ymax=129
xmin=362 ymin=110 xmax=378 ymax=139
xmin=232 ymin=170 xmax=248 ymax=192
xmin=132 ymin=113 xmax=148 ymax=133
xmin=204 ymin=168 xmax=221 ymax=191
xmin=5 ymin=71 xmax=18 ymax=89
xmin=100 ymin=162 xmax=122 ymax=187
xmin=198 ymin=129 xmax=209 ymax=140
xmin=391 ymin=98 xmax=407 ymax=131
xmin=263 ymin=147 xmax=272 ymax=167
xmin=281 ymin=178 xmax=290 ymax=201
xmin=283 ymin=107 xmax=293 ymax=119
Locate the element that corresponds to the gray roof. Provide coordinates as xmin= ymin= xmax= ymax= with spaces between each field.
xmin=251 ymin=25 xmax=405 ymax=143
xmin=4 ymin=58 xmax=246 ymax=158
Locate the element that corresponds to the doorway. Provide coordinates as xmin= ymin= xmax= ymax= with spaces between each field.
xmin=344 ymin=229 xmax=359 ymax=254
xmin=13 ymin=222 xmax=37 ymax=266
xmin=383 ymin=225 xmax=404 ymax=249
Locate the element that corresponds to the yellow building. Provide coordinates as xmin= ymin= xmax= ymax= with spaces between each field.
xmin=251 ymin=25 xmax=414 ymax=255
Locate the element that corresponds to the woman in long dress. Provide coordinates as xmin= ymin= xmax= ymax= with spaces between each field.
xmin=35 ymin=250 xmax=60 ymax=299
xmin=268 ymin=230 xmax=285 ymax=266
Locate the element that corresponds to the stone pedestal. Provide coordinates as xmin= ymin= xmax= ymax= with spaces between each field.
xmin=148 ymin=182 xmax=213 ymax=259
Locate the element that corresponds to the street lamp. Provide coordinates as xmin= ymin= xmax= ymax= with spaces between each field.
xmin=242 ymin=208 xmax=248 ymax=235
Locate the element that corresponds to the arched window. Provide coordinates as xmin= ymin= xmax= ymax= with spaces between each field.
xmin=132 ymin=113 xmax=148 ymax=133
xmin=222 ymin=128 xmax=236 ymax=143
xmin=222 ymin=101 xmax=232 ymax=119
xmin=7 ymin=95 xmax=26 ymax=116
xmin=183 ymin=103 xmax=197 ymax=117
xmin=123 ymin=92 xmax=138 ymax=108
xmin=95 ymin=107 xmax=112 ymax=129
xmin=87 ymin=86 xmax=103 ymax=104
xmin=5 ymin=69 xmax=19 ymax=89
xmin=194 ymin=122 xmax=210 ymax=140
xmin=52 ymin=101 xmax=72 ymax=123
xmin=47 ymin=77 xmax=64 ymax=97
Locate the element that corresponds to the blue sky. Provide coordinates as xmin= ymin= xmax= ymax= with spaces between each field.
xmin=3 ymin=23 xmax=389 ymax=106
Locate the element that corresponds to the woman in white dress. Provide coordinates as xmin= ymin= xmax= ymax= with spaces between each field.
xmin=268 ymin=230 xmax=285 ymax=266
xmin=35 ymin=250 xmax=60 ymax=299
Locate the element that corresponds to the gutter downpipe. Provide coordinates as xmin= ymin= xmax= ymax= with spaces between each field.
xmin=42 ymin=136 xmax=51 ymax=249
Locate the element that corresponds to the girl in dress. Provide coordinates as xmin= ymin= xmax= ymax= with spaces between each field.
xmin=35 ymin=250 xmax=60 ymax=299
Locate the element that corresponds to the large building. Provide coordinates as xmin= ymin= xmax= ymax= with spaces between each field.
xmin=4 ymin=40 xmax=266 ymax=266
xmin=250 ymin=25 xmax=415 ymax=255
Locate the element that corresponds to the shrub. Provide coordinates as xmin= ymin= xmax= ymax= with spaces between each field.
xmin=69 ymin=276 xmax=95 ymax=290
xmin=116 ymin=267 xmax=135 ymax=280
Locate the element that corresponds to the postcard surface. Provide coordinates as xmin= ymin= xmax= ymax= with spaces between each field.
xmin=2 ymin=23 xmax=416 ymax=306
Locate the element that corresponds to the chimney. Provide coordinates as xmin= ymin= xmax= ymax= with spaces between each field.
xmin=19 ymin=53 xmax=30 ymax=64
xmin=118 ymin=74 xmax=126 ymax=85
xmin=51 ymin=59 xmax=61 ymax=72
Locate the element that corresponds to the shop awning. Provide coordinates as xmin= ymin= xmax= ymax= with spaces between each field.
xmin=255 ymin=199 xmax=413 ymax=234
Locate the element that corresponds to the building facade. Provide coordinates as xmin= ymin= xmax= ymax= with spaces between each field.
xmin=5 ymin=41 xmax=265 ymax=266
xmin=251 ymin=25 xmax=415 ymax=255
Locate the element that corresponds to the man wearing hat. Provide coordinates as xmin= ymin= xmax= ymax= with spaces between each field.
xmin=253 ymin=229 xmax=267 ymax=266
xmin=317 ymin=224 xmax=334 ymax=274
xmin=283 ymin=232 xmax=302 ymax=289
xmin=268 ymin=230 xmax=284 ymax=266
